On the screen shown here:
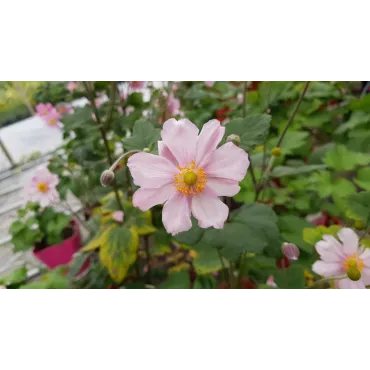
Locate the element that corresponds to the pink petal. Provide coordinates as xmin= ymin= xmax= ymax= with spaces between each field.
xmin=337 ymin=278 xmax=365 ymax=289
xmin=195 ymin=119 xmax=225 ymax=167
xmin=127 ymin=152 xmax=177 ymax=188
xmin=132 ymin=184 xmax=176 ymax=211
xmin=112 ymin=211 xmax=124 ymax=223
xmin=204 ymin=142 xmax=250 ymax=182
xmin=205 ymin=178 xmax=240 ymax=197
xmin=191 ymin=191 xmax=228 ymax=229
xmin=162 ymin=193 xmax=192 ymax=235
xmin=161 ymin=118 xmax=199 ymax=167
xmin=315 ymin=239 xmax=344 ymax=262
xmin=338 ymin=228 xmax=359 ymax=255
xmin=158 ymin=141 xmax=178 ymax=167
xmin=312 ymin=261 xmax=342 ymax=277
xmin=360 ymin=267 xmax=370 ymax=285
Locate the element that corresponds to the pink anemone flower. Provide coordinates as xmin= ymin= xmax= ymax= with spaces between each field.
xmin=266 ymin=276 xmax=277 ymax=287
xmin=312 ymin=228 xmax=370 ymax=289
xmin=167 ymin=95 xmax=182 ymax=116
xmin=130 ymin=81 xmax=145 ymax=91
xmin=205 ymin=81 xmax=215 ymax=87
xmin=35 ymin=103 xmax=54 ymax=117
xmin=128 ymin=118 xmax=250 ymax=235
xmin=66 ymin=81 xmax=79 ymax=93
xmin=24 ymin=167 xmax=60 ymax=208
xmin=112 ymin=211 xmax=124 ymax=223
xmin=43 ymin=110 xmax=62 ymax=128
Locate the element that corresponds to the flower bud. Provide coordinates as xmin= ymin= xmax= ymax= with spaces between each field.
xmin=100 ymin=170 xmax=115 ymax=186
xmin=354 ymin=220 xmax=365 ymax=230
xmin=143 ymin=148 xmax=150 ymax=153
xmin=226 ymin=134 xmax=241 ymax=147
xmin=271 ymin=147 xmax=281 ymax=157
xmin=347 ymin=267 xmax=361 ymax=281
xmin=282 ymin=242 xmax=300 ymax=261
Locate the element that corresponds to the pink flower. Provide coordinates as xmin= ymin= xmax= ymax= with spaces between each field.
xmin=94 ymin=96 xmax=105 ymax=108
xmin=205 ymin=81 xmax=215 ymax=88
xmin=43 ymin=110 xmax=62 ymax=128
xmin=24 ymin=167 xmax=60 ymax=207
xmin=120 ymin=91 xmax=128 ymax=101
xmin=312 ymin=228 xmax=370 ymax=289
xmin=117 ymin=106 xmax=124 ymax=115
xmin=130 ymin=81 xmax=145 ymax=91
xmin=266 ymin=276 xmax=277 ymax=287
xmin=56 ymin=104 xmax=73 ymax=115
xmin=112 ymin=211 xmax=124 ymax=223
xmin=128 ymin=118 xmax=250 ymax=235
xmin=282 ymin=242 xmax=300 ymax=261
xmin=167 ymin=95 xmax=182 ymax=116
xmin=35 ymin=103 xmax=54 ymax=117
xmin=66 ymin=81 xmax=79 ymax=93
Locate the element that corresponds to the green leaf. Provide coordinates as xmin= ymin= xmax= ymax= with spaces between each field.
xmin=99 ymin=225 xmax=139 ymax=283
xmin=0 ymin=266 xmax=28 ymax=286
xmin=274 ymin=265 xmax=305 ymax=289
xmin=204 ymin=203 xmax=281 ymax=260
xmin=324 ymin=145 xmax=370 ymax=171
xmin=303 ymin=225 xmax=342 ymax=246
xmin=277 ymin=131 xmax=310 ymax=156
xmin=175 ymin=218 xmax=204 ymax=246
xmin=277 ymin=215 xmax=313 ymax=254
xmin=225 ymin=114 xmax=271 ymax=152
xmin=121 ymin=120 xmax=161 ymax=151
xmin=192 ymin=246 xmax=224 ymax=275
xmin=335 ymin=111 xmax=370 ymax=134
xmin=332 ymin=178 xmax=356 ymax=213
xmin=349 ymin=94 xmax=370 ymax=112
xmin=271 ymin=164 xmax=327 ymax=178
xmin=159 ymin=271 xmax=191 ymax=289
xmin=345 ymin=191 xmax=370 ymax=224
xmin=354 ymin=168 xmax=370 ymax=191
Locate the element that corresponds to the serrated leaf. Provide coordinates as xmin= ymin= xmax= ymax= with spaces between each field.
xmin=99 ymin=226 xmax=139 ymax=283
xmin=271 ymin=164 xmax=327 ymax=178
xmin=225 ymin=114 xmax=271 ymax=151
xmin=192 ymin=246 xmax=223 ymax=275
xmin=82 ymin=225 xmax=115 ymax=252
xmin=354 ymin=168 xmax=370 ymax=191
xmin=345 ymin=191 xmax=370 ymax=224
xmin=303 ymin=225 xmax=342 ymax=246
xmin=324 ymin=145 xmax=370 ymax=171
xmin=175 ymin=218 xmax=204 ymax=246
xmin=121 ymin=120 xmax=160 ymax=151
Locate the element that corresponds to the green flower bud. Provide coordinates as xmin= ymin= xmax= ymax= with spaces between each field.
xmin=143 ymin=148 xmax=150 ymax=153
xmin=226 ymin=134 xmax=241 ymax=147
xmin=271 ymin=147 xmax=281 ymax=157
xmin=354 ymin=220 xmax=365 ymax=230
xmin=100 ymin=170 xmax=115 ymax=187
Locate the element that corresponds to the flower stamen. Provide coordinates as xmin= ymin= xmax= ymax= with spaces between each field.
xmin=37 ymin=182 xmax=48 ymax=193
xmin=174 ymin=161 xmax=207 ymax=196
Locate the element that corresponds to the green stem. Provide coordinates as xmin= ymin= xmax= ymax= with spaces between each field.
xmin=308 ymin=274 xmax=347 ymax=289
xmin=106 ymin=81 xmax=117 ymax=130
xmin=143 ymin=235 xmax=151 ymax=284
xmin=82 ymin=81 xmax=124 ymax=213
xmin=217 ymin=249 xmax=230 ymax=287
xmin=0 ymin=137 xmax=15 ymax=167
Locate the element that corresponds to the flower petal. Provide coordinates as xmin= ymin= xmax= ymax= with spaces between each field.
xmin=337 ymin=278 xmax=365 ymax=289
xmin=312 ymin=261 xmax=342 ymax=277
xmin=204 ymin=142 xmax=249 ymax=181
xmin=161 ymin=118 xmax=199 ymax=167
xmin=158 ymin=141 xmax=178 ymax=167
xmin=127 ymin=152 xmax=177 ymax=188
xmin=191 ymin=191 xmax=228 ymax=229
xmin=206 ymin=178 xmax=240 ymax=197
xmin=162 ymin=193 xmax=192 ymax=235
xmin=132 ymin=184 xmax=176 ymax=211
xmin=195 ymin=119 xmax=225 ymax=167
xmin=315 ymin=238 xmax=345 ymax=262
xmin=338 ymin=228 xmax=359 ymax=255
xmin=360 ymin=267 xmax=370 ymax=285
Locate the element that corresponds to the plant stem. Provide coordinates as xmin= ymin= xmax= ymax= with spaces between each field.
xmin=82 ymin=81 xmax=124 ymax=213
xmin=0 ymin=137 xmax=15 ymax=167
xmin=217 ymin=249 xmax=230 ymax=287
xmin=143 ymin=235 xmax=151 ymax=284
xmin=237 ymin=253 xmax=247 ymax=288
xmin=308 ymin=274 xmax=347 ymax=289
xmin=106 ymin=81 xmax=117 ymax=130
xmin=256 ymin=81 xmax=311 ymax=200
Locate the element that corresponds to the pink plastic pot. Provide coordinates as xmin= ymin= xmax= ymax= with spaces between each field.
xmin=33 ymin=218 xmax=82 ymax=269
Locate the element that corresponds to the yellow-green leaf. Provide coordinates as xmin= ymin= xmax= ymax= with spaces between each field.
xmin=82 ymin=225 xmax=116 ymax=252
xmin=99 ymin=226 xmax=139 ymax=283
xmin=303 ymin=225 xmax=342 ymax=246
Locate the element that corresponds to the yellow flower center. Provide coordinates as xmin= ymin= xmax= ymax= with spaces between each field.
xmin=174 ymin=161 xmax=207 ymax=196
xmin=37 ymin=182 xmax=48 ymax=193
xmin=343 ymin=254 xmax=364 ymax=272
xmin=49 ymin=118 xmax=57 ymax=125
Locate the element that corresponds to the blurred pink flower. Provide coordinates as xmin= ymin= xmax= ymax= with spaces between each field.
xmin=266 ymin=276 xmax=277 ymax=287
xmin=44 ymin=110 xmax=62 ymax=128
xmin=237 ymin=93 xmax=244 ymax=104
xmin=130 ymin=81 xmax=145 ymax=91
xmin=167 ymin=95 xmax=182 ymax=116
xmin=128 ymin=118 xmax=250 ymax=235
xmin=117 ymin=106 xmax=124 ymax=115
xmin=35 ymin=103 xmax=54 ymax=117
xmin=312 ymin=228 xmax=370 ymax=289
xmin=24 ymin=167 xmax=60 ymax=207
xmin=94 ymin=96 xmax=105 ymax=108
xmin=66 ymin=81 xmax=79 ymax=93
xmin=112 ymin=211 xmax=124 ymax=223
xmin=56 ymin=104 xmax=73 ymax=115
xmin=205 ymin=81 xmax=215 ymax=87
xmin=282 ymin=242 xmax=300 ymax=261
xmin=120 ymin=91 xmax=128 ymax=101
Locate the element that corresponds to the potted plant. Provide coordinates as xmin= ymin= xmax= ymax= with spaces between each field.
xmin=9 ymin=202 xmax=81 ymax=269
